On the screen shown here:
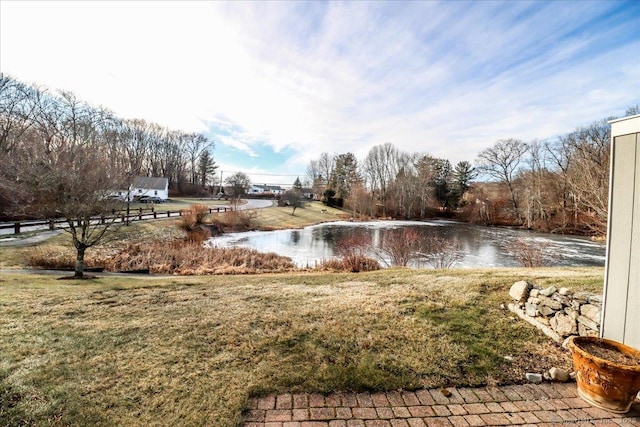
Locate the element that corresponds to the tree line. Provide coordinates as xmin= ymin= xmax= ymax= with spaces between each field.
xmin=307 ymin=106 xmax=638 ymax=237
xmin=0 ymin=74 xmax=218 ymax=217
xmin=0 ymin=74 xmax=220 ymax=277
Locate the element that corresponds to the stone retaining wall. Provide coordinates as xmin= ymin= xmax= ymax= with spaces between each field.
xmin=507 ymin=281 xmax=601 ymax=343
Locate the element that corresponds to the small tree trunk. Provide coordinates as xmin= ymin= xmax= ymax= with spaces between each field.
xmin=75 ymin=246 xmax=86 ymax=278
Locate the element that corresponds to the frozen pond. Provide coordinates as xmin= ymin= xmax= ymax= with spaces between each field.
xmin=207 ymin=220 xmax=606 ymax=269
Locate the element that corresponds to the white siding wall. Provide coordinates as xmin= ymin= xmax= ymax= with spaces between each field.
xmin=602 ymin=115 xmax=640 ymax=349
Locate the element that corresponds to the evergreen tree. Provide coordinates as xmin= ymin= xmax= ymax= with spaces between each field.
xmin=451 ymin=161 xmax=477 ymax=207
xmin=197 ymin=150 xmax=218 ymax=190
xmin=431 ymin=158 xmax=453 ymax=209
xmin=330 ymin=153 xmax=360 ymax=204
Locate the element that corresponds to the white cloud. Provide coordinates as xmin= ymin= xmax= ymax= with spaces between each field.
xmin=2 ymin=1 xmax=638 ymax=172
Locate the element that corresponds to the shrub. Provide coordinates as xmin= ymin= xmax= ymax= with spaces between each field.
xmin=102 ymin=239 xmax=296 ymax=275
xmin=211 ymin=210 xmax=256 ymax=232
xmin=26 ymin=246 xmax=76 ymax=269
xmin=507 ymin=237 xmax=550 ymax=267
xmin=377 ymin=228 xmax=461 ymax=269
xmin=179 ymin=204 xmax=209 ymax=231
xmin=333 ymin=233 xmax=380 ymax=272
xmin=422 ymin=234 xmax=462 ymax=269
xmin=26 ymin=246 xmax=103 ymax=270
xmin=184 ymin=227 xmax=211 ymax=243
xmin=379 ymin=228 xmax=422 ymax=267
xmin=316 ymin=256 xmax=380 ymax=273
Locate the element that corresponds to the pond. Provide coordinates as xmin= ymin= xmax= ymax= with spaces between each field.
xmin=207 ymin=220 xmax=606 ymax=269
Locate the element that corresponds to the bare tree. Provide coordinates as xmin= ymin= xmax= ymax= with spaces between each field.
xmin=545 ymin=136 xmax=574 ymax=231
xmin=414 ymin=155 xmax=437 ymax=218
xmin=307 ymin=153 xmax=335 ymax=201
xmin=388 ymin=163 xmax=419 ymax=219
xmin=421 ymin=234 xmax=462 ymax=269
xmin=563 ymin=120 xmax=610 ymax=235
xmin=281 ymin=188 xmax=304 ymax=215
xmin=376 ymin=228 xmax=461 ymax=268
xmin=363 ymin=143 xmax=400 ymax=209
xmin=2 ymin=95 xmax=125 ymax=277
xmin=225 ymin=172 xmax=251 ymax=207
xmin=182 ymin=132 xmax=212 ymax=185
xmin=476 ymin=138 xmax=528 ymax=222
xmin=378 ymin=228 xmax=423 ymax=267
xmin=0 ymin=74 xmax=36 ymax=153
xmin=505 ymin=237 xmax=550 ymax=267
xmin=318 ymin=152 xmax=335 ymax=182
xmin=119 ymin=119 xmax=153 ymax=176
xmin=345 ymin=181 xmax=375 ymax=217
xmin=520 ymin=140 xmax=551 ymax=229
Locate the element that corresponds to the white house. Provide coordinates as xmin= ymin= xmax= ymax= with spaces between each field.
xmin=130 ymin=176 xmax=169 ymax=201
xmin=248 ymin=184 xmax=284 ymax=195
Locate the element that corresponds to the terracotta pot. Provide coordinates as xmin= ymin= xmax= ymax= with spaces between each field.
xmin=568 ymin=336 xmax=640 ymax=413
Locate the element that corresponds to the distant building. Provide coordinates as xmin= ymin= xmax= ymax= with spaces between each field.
xmin=130 ymin=176 xmax=169 ymax=201
xmin=249 ymin=184 xmax=284 ymax=195
xmin=301 ymin=188 xmax=316 ymax=199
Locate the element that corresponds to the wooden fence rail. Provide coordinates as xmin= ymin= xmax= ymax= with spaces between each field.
xmin=0 ymin=206 xmax=233 ymax=235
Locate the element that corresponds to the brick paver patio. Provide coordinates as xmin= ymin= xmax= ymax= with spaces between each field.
xmin=243 ymin=383 xmax=640 ymax=426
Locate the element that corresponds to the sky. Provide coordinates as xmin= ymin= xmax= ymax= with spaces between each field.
xmin=1 ymin=1 xmax=639 ymax=187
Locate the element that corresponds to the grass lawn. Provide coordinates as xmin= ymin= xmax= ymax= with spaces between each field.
xmin=252 ymin=201 xmax=347 ymax=230
xmin=0 ymin=267 xmax=603 ymax=426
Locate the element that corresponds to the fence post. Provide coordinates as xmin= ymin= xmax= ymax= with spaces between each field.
xmin=153 ymin=211 xmax=157 ymax=219
xmin=49 ymin=220 xmax=55 ymax=230
xmin=167 ymin=211 xmax=171 ymax=217
xmin=13 ymin=222 xmax=20 ymax=234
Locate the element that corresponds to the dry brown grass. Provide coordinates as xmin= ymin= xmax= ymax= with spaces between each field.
xmin=252 ymin=201 xmax=347 ymax=230
xmin=211 ymin=210 xmax=257 ymax=232
xmin=25 ymin=244 xmax=77 ymax=269
xmin=179 ymin=204 xmax=210 ymax=228
xmin=99 ymin=240 xmax=296 ymax=275
xmin=0 ymin=267 xmax=604 ymax=426
xmin=316 ymin=256 xmax=381 ymax=272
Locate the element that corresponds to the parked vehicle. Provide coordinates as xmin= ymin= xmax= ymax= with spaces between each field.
xmin=138 ymin=196 xmax=164 ymax=203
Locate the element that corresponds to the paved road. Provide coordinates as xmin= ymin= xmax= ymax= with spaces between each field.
xmin=235 ymin=199 xmax=274 ymax=210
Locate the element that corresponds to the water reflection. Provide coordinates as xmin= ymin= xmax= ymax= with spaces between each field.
xmin=207 ymin=220 xmax=606 ymax=269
